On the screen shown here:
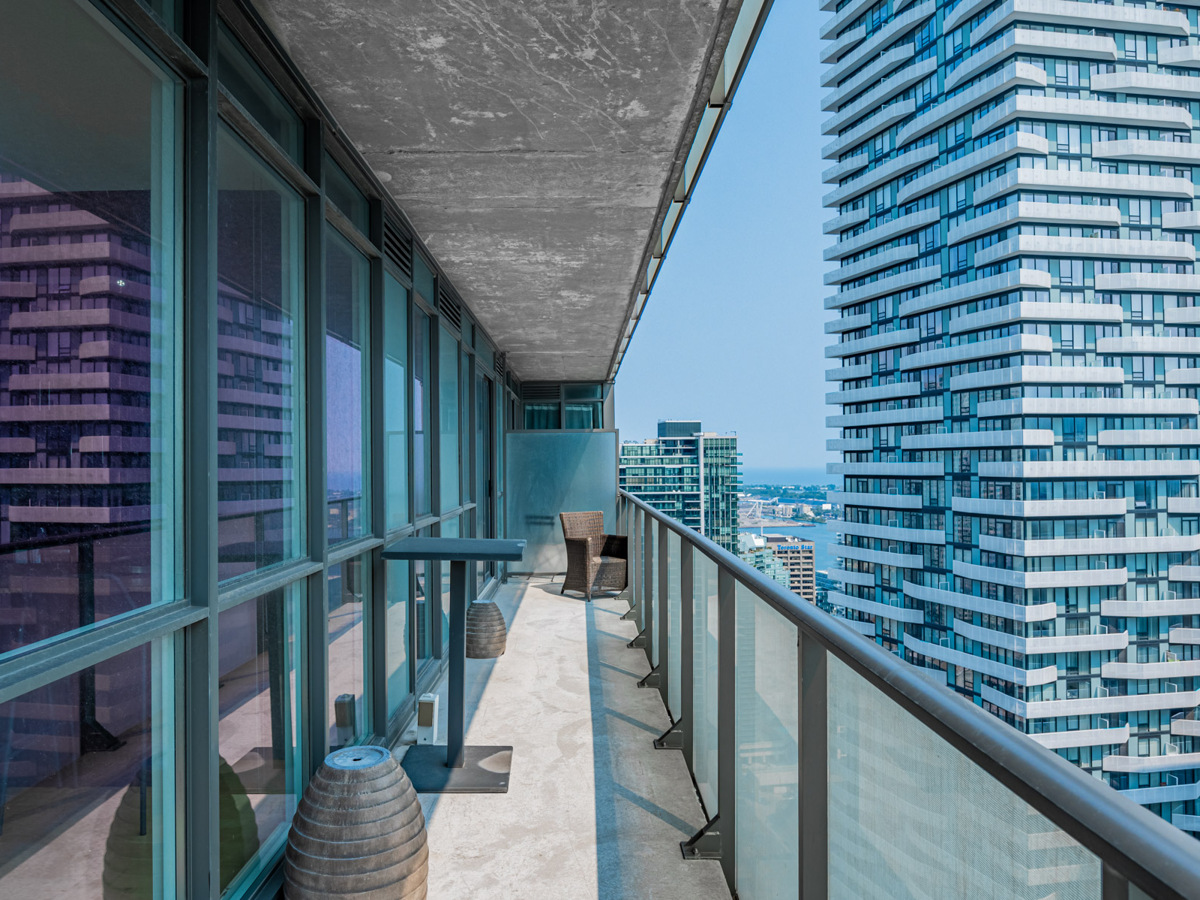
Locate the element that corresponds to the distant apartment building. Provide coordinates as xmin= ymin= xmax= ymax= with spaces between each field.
xmin=822 ymin=0 xmax=1200 ymax=832
xmin=738 ymin=532 xmax=791 ymax=589
xmin=619 ymin=420 xmax=740 ymax=553
xmin=765 ymin=533 xmax=816 ymax=601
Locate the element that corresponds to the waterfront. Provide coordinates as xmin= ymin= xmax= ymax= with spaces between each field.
xmin=738 ymin=520 xmax=838 ymax=574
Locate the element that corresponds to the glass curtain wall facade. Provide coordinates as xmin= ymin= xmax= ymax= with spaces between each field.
xmin=822 ymin=0 xmax=1200 ymax=834
xmin=0 ymin=1 xmax=512 ymax=896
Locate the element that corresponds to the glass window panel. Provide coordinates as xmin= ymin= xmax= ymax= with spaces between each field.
xmin=0 ymin=0 xmax=181 ymax=653
xmin=475 ymin=373 xmax=492 ymax=590
xmin=438 ymin=326 xmax=460 ymax=512
xmin=693 ymin=551 xmax=719 ymax=813
xmin=328 ymin=556 xmax=369 ymax=749
xmin=413 ymin=311 xmax=432 ymax=517
xmin=386 ymin=559 xmax=411 ymax=720
xmin=667 ymin=530 xmax=681 ymax=720
xmin=440 ymin=516 xmax=459 ymax=652
xmin=564 ymin=403 xmax=600 ymax=429
xmin=216 ymin=128 xmax=304 ymax=583
xmin=323 ymin=154 xmax=369 ymax=235
xmin=735 ymin=584 xmax=798 ymax=900
xmin=827 ymin=654 xmax=1101 ymax=898
xmin=0 ymin=641 xmax=174 ymax=898
xmin=384 ymin=274 xmax=409 ymax=531
xmin=217 ymin=585 xmax=301 ymax=895
xmin=325 ymin=231 xmax=369 ymax=545
xmin=460 ymin=350 xmax=470 ymax=503
xmin=216 ymin=25 xmax=301 ymax=161
xmin=412 ymin=254 xmax=434 ymax=309
xmin=524 ymin=402 xmax=560 ymax=430
xmin=415 ymin=551 xmax=432 ymax=666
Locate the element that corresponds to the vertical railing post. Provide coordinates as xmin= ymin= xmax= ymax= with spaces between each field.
xmin=1102 ymin=863 xmax=1130 ymax=900
xmin=620 ymin=496 xmax=638 ymax=622
xmin=627 ymin=507 xmax=647 ymax=651
xmin=799 ymin=631 xmax=828 ymax=900
xmin=650 ymin=519 xmax=669 ymax=697
xmin=637 ymin=513 xmax=661 ymax=686
xmin=655 ymin=535 xmax=690 ymax=751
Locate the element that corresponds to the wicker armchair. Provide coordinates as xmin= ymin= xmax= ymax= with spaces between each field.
xmin=559 ymin=511 xmax=628 ymax=601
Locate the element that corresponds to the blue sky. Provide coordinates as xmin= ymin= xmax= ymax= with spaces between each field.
xmin=614 ymin=3 xmax=833 ymax=471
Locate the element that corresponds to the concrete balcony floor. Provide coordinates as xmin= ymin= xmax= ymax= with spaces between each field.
xmin=396 ymin=576 xmax=729 ymax=899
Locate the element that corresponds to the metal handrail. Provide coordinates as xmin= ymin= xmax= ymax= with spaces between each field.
xmin=619 ymin=488 xmax=1200 ymax=899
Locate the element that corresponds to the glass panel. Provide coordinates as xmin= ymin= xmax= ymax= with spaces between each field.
xmin=0 ymin=0 xmax=180 ymax=653
xmin=440 ymin=517 xmax=459 ymax=653
xmin=386 ymin=559 xmax=411 ymax=720
xmin=412 ymin=253 xmax=434 ymax=309
xmin=564 ymin=403 xmax=600 ymax=429
xmin=475 ymin=372 xmax=492 ymax=590
xmin=693 ymin=552 xmax=719 ymax=813
xmin=325 ymin=231 xmax=369 ymax=545
xmin=217 ymin=24 xmax=301 ymax=161
xmin=524 ymin=402 xmax=560 ymax=430
xmin=217 ymin=585 xmax=301 ymax=895
xmin=412 ymin=310 xmax=432 ymax=517
xmin=328 ymin=556 xmax=369 ymax=749
xmin=735 ymin=584 xmax=798 ymax=900
xmin=415 ymin=553 xmax=432 ymax=666
xmin=827 ymin=655 xmax=1101 ymax=898
xmin=0 ymin=641 xmax=174 ymax=897
xmin=216 ymin=128 xmax=304 ymax=583
xmin=667 ymin=530 xmax=681 ymax=719
xmin=384 ymin=274 xmax=408 ymax=531
xmin=438 ymin=326 xmax=459 ymax=513
xmin=323 ymin=155 xmax=369 ymax=235
xmin=460 ymin=350 xmax=470 ymax=503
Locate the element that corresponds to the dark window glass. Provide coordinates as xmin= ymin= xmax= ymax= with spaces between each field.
xmin=217 ymin=585 xmax=301 ymax=893
xmin=217 ymin=24 xmax=301 ymax=161
xmin=0 ymin=0 xmax=181 ymax=654
xmin=328 ymin=557 xmax=368 ymax=749
xmin=324 ymin=154 xmax=369 ymax=235
xmin=216 ymin=128 xmax=304 ymax=582
xmin=325 ymin=231 xmax=369 ymax=545
xmin=413 ymin=310 xmax=432 ymax=517
xmin=384 ymin=275 xmax=409 ymax=530
xmin=0 ymin=642 xmax=173 ymax=897
xmin=439 ymin=326 xmax=459 ymax=512
xmin=386 ymin=558 xmax=411 ymax=719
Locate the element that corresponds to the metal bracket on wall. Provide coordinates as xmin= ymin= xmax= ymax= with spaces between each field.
xmin=637 ymin=665 xmax=661 ymax=689
xmin=627 ymin=628 xmax=647 ymax=649
xmin=680 ymin=814 xmax=722 ymax=860
xmin=653 ymin=718 xmax=685 ymax=750
xmin=620 ymin=604 xmax=638 ymax=621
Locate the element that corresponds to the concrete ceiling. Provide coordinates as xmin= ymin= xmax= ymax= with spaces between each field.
xmin=251 ymin=0 xmax=741 ymax=383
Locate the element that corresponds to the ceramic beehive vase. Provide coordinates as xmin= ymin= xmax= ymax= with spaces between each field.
xmin=284 ymin=746 xmax=428 ymax=899
xmin=464 ymin=600 xmax=507 ymax=659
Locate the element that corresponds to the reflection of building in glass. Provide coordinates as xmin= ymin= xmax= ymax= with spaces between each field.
xmin=619 ymin=420 xmax=741 ymax=554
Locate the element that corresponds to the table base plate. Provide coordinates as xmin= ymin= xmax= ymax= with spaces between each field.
xmin=401 ymin=744 xmax=513 ymax=793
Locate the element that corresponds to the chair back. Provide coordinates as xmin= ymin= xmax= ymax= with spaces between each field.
xmin=559 ymin=511 xmax=604 ymax=542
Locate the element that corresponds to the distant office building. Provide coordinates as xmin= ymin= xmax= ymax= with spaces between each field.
xmin=765 ymin=534 xmax=816 ymax=601
xmin=619 ymin=420 xmax=740 ymax=553
xmin=738 ymin=532 xmax=791 ymax=589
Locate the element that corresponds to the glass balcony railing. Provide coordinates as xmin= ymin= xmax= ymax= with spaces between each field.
xmin=617 ymin=488 xmax=1200 ymax=900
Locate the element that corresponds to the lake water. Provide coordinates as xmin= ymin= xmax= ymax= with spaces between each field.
xmin=739 ymin=520 xmax=840 ymax=573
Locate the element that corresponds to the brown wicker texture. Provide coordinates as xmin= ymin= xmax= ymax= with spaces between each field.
xmin=284 ymin=746 xmax=428 ymax=900
xmin=465 ymin=600 xmax=507 ymax=658
xmin=559 ymin=511 xmax=628 ymax=601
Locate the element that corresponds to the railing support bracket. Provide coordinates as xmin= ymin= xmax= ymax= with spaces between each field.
xmin=654 ymin=718 xmax=685 ymax=750
xmin=637 ymin=665 xmax=661 ymax=689
xmin=680 ymin=814 xmax=722 ymax=860
xmin=627 ymin=629 xmax=647 ymax=649
xmin=621 ymin=603 xmax=638 ymax=621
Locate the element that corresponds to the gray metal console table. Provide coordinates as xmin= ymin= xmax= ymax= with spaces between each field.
xmin=383 ymin=536 xmax=526 ymax=792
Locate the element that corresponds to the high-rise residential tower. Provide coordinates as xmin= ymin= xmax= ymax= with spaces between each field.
xmin=619 ymin=420 xmax=741 ymax=553
xmin=822 ymin=0 xmax=1200 ymax=832
xmin=766 ymin=533 xmax=818 ymax=600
